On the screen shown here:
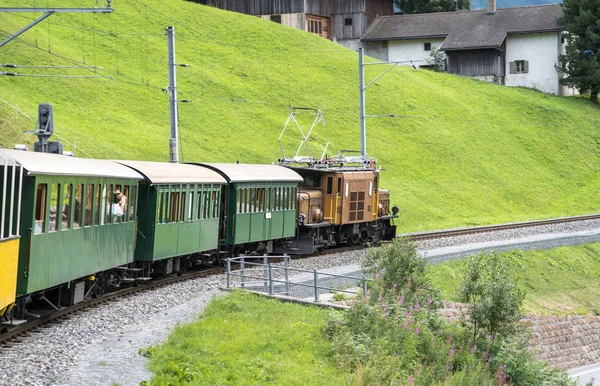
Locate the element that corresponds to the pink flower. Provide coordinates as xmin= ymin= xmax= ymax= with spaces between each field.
xmin=408 ymin=377 xmax=414 ymax=385
xmin=471 ymin=346 xmax=477 ymax=354
xmin=426 ymin=297 xmax=432 ymax=305
xmin=449 ymin=348 xmax=455 ymax=356
xmin=399 ymin=295 xmax=405 ymax=306
xmin=414 ymin=304 xmax=420 ymax=311
xmin=415 ymin=327 xmax=420 ymax=335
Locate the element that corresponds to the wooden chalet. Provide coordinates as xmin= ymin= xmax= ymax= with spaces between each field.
xmin=198 ymin=0 xmax=394 ymax=49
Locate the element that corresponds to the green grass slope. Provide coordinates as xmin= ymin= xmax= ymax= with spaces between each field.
xmin=2 ymin=0 xmax=600 ymax=232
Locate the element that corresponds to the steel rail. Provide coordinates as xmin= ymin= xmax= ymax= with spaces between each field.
xmin=0 ymin=266 xmax=225 ymax=347
xmin=404 ymin=214 xmax=600 ymax=241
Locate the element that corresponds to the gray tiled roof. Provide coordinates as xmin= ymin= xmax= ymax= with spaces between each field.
xmin=362 ymin=4 xmax=564 ymax=50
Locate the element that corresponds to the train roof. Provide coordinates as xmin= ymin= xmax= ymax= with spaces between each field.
xmin=193 ymin=163 xmax=303 ymax=183
xmin=287 ymin=166 xmax=378 ymax=173
xmin=0 ymin=149 xmax=143 ymax=179
xmin=117 ymin=161 xmax=227 ymax=185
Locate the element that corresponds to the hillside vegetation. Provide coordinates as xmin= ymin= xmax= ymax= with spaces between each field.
xmin=1 ymin=0 xmax=600 ymax=232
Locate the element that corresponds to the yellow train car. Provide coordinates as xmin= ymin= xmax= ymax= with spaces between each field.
xmin=0 ymin=237 xmax=19 ymax=317
xmin=0 ymin=155 xmax=23 ymax=318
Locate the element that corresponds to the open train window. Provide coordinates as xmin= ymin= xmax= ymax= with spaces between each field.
xmin=49 ymin=183 xmax=60 ymax=232
xmin=73 ymin=184 xmax=83 ymax=228
xmin=84 ymin=184 xmax=93 ymax=227
xmin=35 ymin=183 xmax=47 ymax=234
xmin=180 ymin=191 xmax=187 ymax=222
xmin=327 ymin=177 xmax=333 ymax=194
xmin=304 ymin=175 xmax=320 ymax=187
xmin=62 ymin=184 xmax=72 ymax=231
xmin=95 ymin=185 xmax=102 ymax=226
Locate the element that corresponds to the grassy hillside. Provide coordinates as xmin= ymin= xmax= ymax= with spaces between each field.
xmin=430 ymin=243 xmax=600 ymax=315
xmin=1 ymin=0 xmax=600 ymax=232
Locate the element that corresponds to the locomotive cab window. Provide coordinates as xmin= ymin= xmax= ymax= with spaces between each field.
xmin=304 ymin=175 xmax=321 ymax=187
xmin=35 ymin=183 xmax=47 ymax=234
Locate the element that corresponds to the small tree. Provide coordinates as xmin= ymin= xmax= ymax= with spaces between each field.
xmin=426 ymin=47 xmax=446 ymax=72
xmin=459 ymin=251 xmax=525 ymax=341
xmin=557 ymin=0 xmax=600 ymax=104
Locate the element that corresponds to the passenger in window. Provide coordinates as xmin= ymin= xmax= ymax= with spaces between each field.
xmin=112 ymin=189 xmax=126 ymax=222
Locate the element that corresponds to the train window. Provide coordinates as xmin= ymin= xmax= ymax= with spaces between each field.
xmin=62 ymin=184 xmax=72 ymax=231
xmin=130 ymin=185 xmax=137 ymax=222
xmin=369 ymin=181 xmax=373 ymax=196
xmin=203 ymin=189 xmax=211 ymax=219
xmin=34 ymin=184 xmax=47 ymax=234
xmin=48 ymin=184 xmax=60 ymax=232
xmin=236 ymin=189 xmax=241 ymax=214
xmin=293 ymin=188 xmax=297 ymax=209
xmin=197 ymin=185 xmax=204 ymax=220
xmin=242 ymin=188 xmax=247 ymax=214
xmin=283 ymin=188 xmax=288 ymax=210
xmin=212 ymin=190 xmax=217 ymax=218
xmin=84 ymin=184 xmax=93 ymax=227
xmin=327 ymin=177 xmax=333 ymax=194
xmin=345 ymin=182 xmax=349 ymax=198
xmin=95 ymin=185 xmax=102 ymax=226
xmin=374 ymin=177 xmax=378 ymax=192
xmin=180 ymin=191 xmax=186 ymax=222
xmin=337 ymin=178 xmax=342 ymax=195
xmin=188 ymin=190 xmax=194 ymax=221
xmin=106 ymin=184 xmax=114 ymax=224
xmin=304 ymin=175 xmax=320 ymax=187
xmin=170 ymin=191 xmax=179 ymax=223
xmin=73 ymin=184 xmax=83 ymax=228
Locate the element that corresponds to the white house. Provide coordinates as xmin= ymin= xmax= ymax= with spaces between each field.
xmin=362 ymin=1 xmax=576 ymax=95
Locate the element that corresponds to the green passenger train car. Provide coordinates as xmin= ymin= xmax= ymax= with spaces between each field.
xmin=118 ymin=161 xmax=227 ymax=273
xmin=0 ymin=149 xmax=143 ymax=299
xmin=194 ymin=163 xmax=302 ymax=253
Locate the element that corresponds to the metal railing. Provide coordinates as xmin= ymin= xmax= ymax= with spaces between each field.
xmin=225 ymin=254 xmax=370 ymax=303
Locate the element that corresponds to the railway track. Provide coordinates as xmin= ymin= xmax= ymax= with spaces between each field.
xmin=3 ymin=213 xmax=600 ymax=348
xmin=405 ymin=214 xmax=600 ymax=241
xmin=0 ymin=267 xmax=225 ymax=347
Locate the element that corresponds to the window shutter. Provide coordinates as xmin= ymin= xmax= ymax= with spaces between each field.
xmin=524 ymin=61 xmax=529 ymax=73
xmin=509 ymin=62 xmax=516 ymax=74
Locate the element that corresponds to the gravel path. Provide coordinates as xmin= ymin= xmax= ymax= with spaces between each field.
xmin=2 ymin=218 xmax=600 ymax=386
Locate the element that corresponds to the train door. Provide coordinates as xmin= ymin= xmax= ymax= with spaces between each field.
xmin=219 ymin=185 xmax=227 ymax=241
xmin=335 ymin=176 xmax=342 ymax=224
xmin=324 ymin=175 xmax=335 ymax=223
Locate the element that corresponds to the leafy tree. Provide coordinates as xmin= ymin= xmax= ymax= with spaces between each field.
xmin=557 ymin=0 xmax=600 ymax=104
xmin=426 ymin=46 xmax=446 ymax=72
xmin=395 ymin=0 xmax=469 ymax=15
xmin=459 ymin=251 xmax=525 ymax=341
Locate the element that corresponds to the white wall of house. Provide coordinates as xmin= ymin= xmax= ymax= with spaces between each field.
xmin=388 ymin=38 xmax=446 ymax=67
xmin=504 ymin=32 xmax=571 ymax=95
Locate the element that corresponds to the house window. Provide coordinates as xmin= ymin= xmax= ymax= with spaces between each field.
xmin=307 ymin=19 xmax=322 ymax=35
xmin=271 ymin=15 xmax=282 ymax=24
xmin=424 ymin=42 xmax=431 ymax=51
xmin=345 ymin=18 xmax=353 ymax=26
xmin=510 ymin=60 xmax=529 ymax=74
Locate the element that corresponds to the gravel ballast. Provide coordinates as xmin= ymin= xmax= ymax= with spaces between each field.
xmin=2 ymin=218 xmax=600 ymax=386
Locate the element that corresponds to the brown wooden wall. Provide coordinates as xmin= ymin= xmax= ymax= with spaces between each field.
xmin=447 ymin=49 xmax=505 ymax=77
xmin=203 ymin=0 xmax=305 ymax=15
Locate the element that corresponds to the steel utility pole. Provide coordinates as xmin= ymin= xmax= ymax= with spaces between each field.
xmin=0 ymin=1 xmax=114 ymax=48
xmin=358 ymin=47 xmax=423 ymax=161
xmin=166 ymin=26 xmax=179 ymax=163
xmin=358 ymin=47 xmax=367 ymax=160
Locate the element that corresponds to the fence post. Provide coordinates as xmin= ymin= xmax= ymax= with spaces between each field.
xmin=268 ymin=263 xmax=273 ymax=295
xmin=240 ymin=255 xmax=245 ymax=288
xmin=284 ymin=254 xmax=290 ymax=295
xmin=226 ymin=258 xmax=231 ymax=288
xmin=263 ymin=255 xmax=268 ymax=293
xmin=314 ymin=270 xmax=319 ymax=302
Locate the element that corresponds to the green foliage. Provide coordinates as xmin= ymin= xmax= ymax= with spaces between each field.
xmin=459 ymin=251 xmax=525 ymax=341
xmin=425 ymin=46 xmax=446 ymax=72
xmin=395 ymin=0 xmax=469 ymax=14
xmin=558 ymin=0 xmax=600 ymax=103
xmin=143 ymin=291 xmax=349 ymax=385
xmin=430 ymin=243 xmax=600 ymax=315
xmin=325 ymin=242 xmax=572 ymax=385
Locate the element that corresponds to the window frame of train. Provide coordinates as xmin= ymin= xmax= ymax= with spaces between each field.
xmin=225 ymin=181 xmax=298 ymax=245
xmin=141 ymin=183 xmax=223 ymax=261
xmin=21 ymin=173 xmax=140 ymax=295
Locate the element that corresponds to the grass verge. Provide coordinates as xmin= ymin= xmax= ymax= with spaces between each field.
xmin=141 ymin=291 xmax=350 ymax=385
